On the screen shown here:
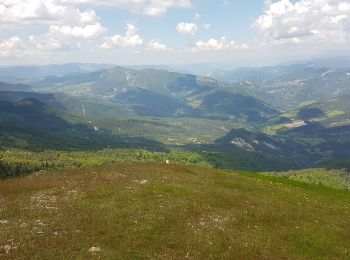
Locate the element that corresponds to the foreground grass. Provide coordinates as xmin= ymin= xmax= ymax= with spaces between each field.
xmin=264 ymin=168 xmax=350 ymax=191
xmin=0 ymin=163 xmax=349 ymax=259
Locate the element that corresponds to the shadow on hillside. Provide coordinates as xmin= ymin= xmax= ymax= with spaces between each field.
xmin=0 ymin=125 xmax=169 ymax=152
xmin=0 ymin=98 xmax=168 ymax=152
xmin=297 ymin=108 xmax=325 ymax=120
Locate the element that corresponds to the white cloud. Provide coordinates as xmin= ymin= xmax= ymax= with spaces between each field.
xmin=176 ymin=22 xmax=198 ymax=36
xmin=194 ymin=12 xmax=201 ymax=19
xmin=0 ymin=36 xmax=22 ymax=50
xmin=0 ymin=1 xmax=105 ymax=54
xmin=203 ymin=24 xmax=211 ymax=30
xmin=142 ymin=0 xmax=192 ymax=14
xmin=194 ymin=37 xmax=249 ymax=51
xmin=0 ymin=36 xmax=25 ymax=57
xmin=29 ymin=35 xmax=62 ymax=50
xmin=0 ymin=0 xmax=191 ymax=27
xmin=58 ymin=0 xmax=191 ymax=16
xmin=29 ymin=35 xmax=81 ymax=50
xmin=254 ymin=0 xmax=350 ymax=45
xmin=148 ymin=40 xmax=168 ymax=50
xmin=101 ymin=24 xmax=143 ymax=49
xmin=49 ymin=23 xmax=105 ymax=39
xmin=0 ymin=0 xmax=99 ymax=26
xmin=0 ymin=0 xmax=193 ymax=60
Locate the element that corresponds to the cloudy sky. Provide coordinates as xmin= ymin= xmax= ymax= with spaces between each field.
xmin=0 ymin=0 xmax=350 ymax=66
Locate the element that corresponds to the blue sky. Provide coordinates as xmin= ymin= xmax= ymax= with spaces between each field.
xmin=0 ymin=0 xmax=349 ymax=66
xmin=101 ymin=0 xmax=264 ymax=45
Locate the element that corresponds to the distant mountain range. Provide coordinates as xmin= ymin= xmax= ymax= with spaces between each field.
xmin=0 ymin=63 xmax=114 ymax=83
xmin=0 ymin=59 xmax=349 ymax=170
xmin=1 ymin=66 xmax=279 ymax=122
xmin=211 ymin=63 xmax=350 ymax=108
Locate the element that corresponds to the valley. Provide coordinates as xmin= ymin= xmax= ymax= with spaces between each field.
xmin=1 ymin=62 xmax=349 ymax=171
xmin=0 ymin=61 xmax=350 ymax=259
xmin=2 ymin=1 xmax=350 ymax=258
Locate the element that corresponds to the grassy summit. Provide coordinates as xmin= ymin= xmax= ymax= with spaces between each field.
xmin=1 ymin=163 xmax=349 ymax=259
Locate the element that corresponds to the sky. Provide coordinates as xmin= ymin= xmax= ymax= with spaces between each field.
xmin=0 ymin=0 xmax=350 ymax=66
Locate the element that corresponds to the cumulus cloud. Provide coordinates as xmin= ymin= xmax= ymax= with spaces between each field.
xmin=0 ymin=0 xmax=191 ymax=28
xmin=0 ymin=0 xmax=99 ymax=26
xmin=0 ymin=0 xmax=192 ymax=58
xmin=0 ymin=36 xmax=25 ymax=57
xmin=58 ymin=0 xmax=191 ymax=16
xmin=143 ymin=0 xmax=191 ymax=16
xmin=0 ymin=0 xmax=107 ymax=55
xmin=29 ymin=36 xmax=61 ymax=50
xmin=176 ymin=22 xmax=198 ymax=36
xmin=148 ymin=40 xmax=168 ymax=50
xmin=254 ymin=0 xmax=350 ymax=44
xmin=49 ymin=23 xmax=105 ymax=39
xmin=29 ymin=35 xmax=81 ymax=50
xmin=0 ymin=36 xmax=22 ymax=49
xmin=24 ymin=22 xmax=102 ymax=53
xmin=101 ymin=24 xmax=143 ymax=49
xmin=194 ymin=37 xmax=249 ymax=51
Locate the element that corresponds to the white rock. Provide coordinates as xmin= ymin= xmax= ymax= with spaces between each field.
xmin=89 ymin=247 xmax=101 ymax=253
xmin=134 ymin=180 xmax=149 ymax=185
xmin=2 ymin=245 xmax=12 ymax=254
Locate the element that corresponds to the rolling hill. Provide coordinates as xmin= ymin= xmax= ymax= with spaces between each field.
xmin=0 ymin=97 xmax=166 ymax=152
xmin=0 ymin=82 xmax=32 ymax=92
xmin=0 ymin=62 xmax=349 ymax=259
xmin=26 ymin=66 xmax=279 ymax=122
xmin=0 ymin=64 xmax=348 ymax=171
xmin=211 ymin=64 xmax=350 ymax=108
xmin=0 ymin=163 xmax=349 ymax=258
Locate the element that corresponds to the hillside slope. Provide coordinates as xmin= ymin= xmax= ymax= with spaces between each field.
xmin=0 ymin=163 xmax=349 ymax=259
xmin=29 ymin=67 xmax=279 ymax=122
xmin=212 ymin=64 xmax=350 ymax=108
xmin=0 ymin=98 xmax=166 ymax=151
